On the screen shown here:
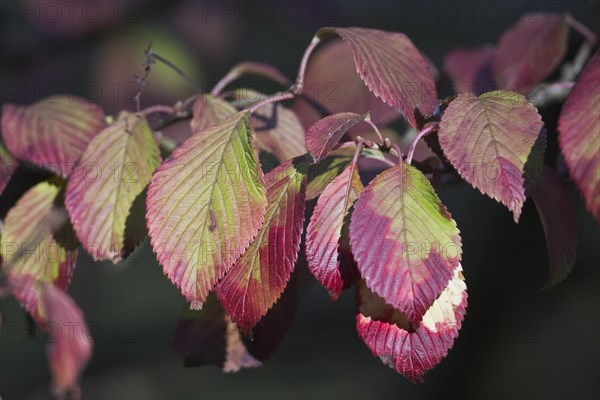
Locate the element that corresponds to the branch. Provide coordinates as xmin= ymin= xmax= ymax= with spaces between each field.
xmin=407 ymin=122 xmax=438 ymax=164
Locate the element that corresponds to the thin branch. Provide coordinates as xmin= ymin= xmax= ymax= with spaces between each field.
xmin=133 ymin=43 xmax=155 ymax=114
xmin=141 ymin=104 xmax=176 ymax=116
xmin=566 ymin=14 xmax=597 ymax=44
xmin=248 ymin=92 xmax=295 ymax=113
xmin=148 ymin=50 xmax=203 ymax=93
xmin=407 ymin=122 xmax=438 ymax=164
xmin=362 ymin=116 xmax=385 ymax=144
xmin=294 ymin=36 xmax=321 ymax=94
xmin=529 ymin=81 xmax=575 ymax=108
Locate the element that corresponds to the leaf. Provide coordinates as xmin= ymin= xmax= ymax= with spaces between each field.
xmin=493 ymin=12 xmax=569 ymax=94
xmin=531 ymin=167 xmax=578 ymax=289
xmin=306 ymin=112 xmax=366 ymax=163
xmin=1 ymin=143 xmax=18 ymax=195
xmin=41 ymin=284 xmax=92 ymax=398
xmin=146 ymin=111 xmax=267 ymax=309
xmin=349 ymin=164 xmax=462 ymax=323
xmin=190 ymin=95 xmax=237 ymax=133
xmin=216 ymin=159 xmax=308 ymax=334
xmin=318 ymin=27 xmax=438 ymax=127
xmin=438 ymin=90 xmax=543 ymax=222
xmin=234 ymin=89 xmax=307 ymax=162
xmin=293 ymin=40 xmax=398 ymax=133
xmin=306 ymin=161 xmax=363 ymax=300
xmin=443 ymin=45 xmax=496 ymax=95
xmin=356 ymin=265 xmax=467 ymax=383
xmin=306 ymin=147 xmax=354 ymax=201
xmin=1 ymin=96 xmax=106 ymax=177
xmin=1 ymin=181 xmax=77 ymax=324
xmin=558 ymin=50 xmax=600 ymax=223
xmin=65 ymin=113 xmax=161 ymax=263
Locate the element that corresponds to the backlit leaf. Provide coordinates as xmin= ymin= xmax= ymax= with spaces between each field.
xmin=443 ymin=46 xmax=496 ymax=95
xmin=493 ymin=12 xmax=569 ymax=94
xmin=1 ymin=181 xmax=77 ymax=323
xmin=306 ymin=161 xmax=363 ymax=300
xmin=146 ymin=111 xmax=267 ymax=309
xmin=293 ymin=40 xmax=398 ymax=133
xmin=306 ymin=147 xmax=354 ymax=201
xmin=1 ymin=96 xmax=106 ymax=177
xmin=0 ymin=143 xmax=18 ymax=195
xmin=318 ymin=27 xmax=437 ymax=126
xmin=306 ymin=112 xmax=365 ymax=163
xmin=216 ymin=159 xmax=308 ymax=334
xmin=349 ymin=164 xmax=462 ymax=323
xmin=190 ymin=95 xmax=237 ymax=133
xmin=42 ymin=284 xmax=92 ymax=398
xmin=356 ymin=265 xmax=467 ymax=383
xmin=531 ymin=167 xmax=578 ymax=289
xmin=65 ymin=113 xmax=161 ymax=262
xmin=558 ymin=51 xmax=600 ymax=223
xmin=438 ymin=90 xmax=543 ymax=222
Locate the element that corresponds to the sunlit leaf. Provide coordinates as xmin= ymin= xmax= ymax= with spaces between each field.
xmin=558 ymin=51 xmax=600 ymax=223
xmin=493 ymin=12 xmax=569 ymax=94
xmin=292 ymin=40 xmax=397 ymax=132
xmin=443 ymin=45 xmax=496 ymax=95
xmin=65 ymin=113 xmax=161 ymax=262
xmin=1 ymin=96 xmax=106 ymax=177
xmin=1 ymin=181 xmax=77 ymax=323
xmin=318 ymin=27 xmax=438 ymax=126
xmin=216 ymin=159 xmax=308 ymax=334
xmin=356 ymin=265 xmax=467 ymax=383
xmin=147 ymin=111 xmax=267 ymax=309
xmin=0 ymin=143 xmax=18 ymax=195
xmin=306 ymin=147 xmax=354 ymax=200
xmin=306 ymin=161 xmax=363 ymax=300
xmin=41 ymin=284 xmax=92 ymax=398
xmin=306 ymin=112 xmax=365 ymax=163
xmin=438 ymin=90 xmax=543 ymax=222
xmin=190 ymin=94 xmax=237 ymax=133
xmin=531 ymin=167 xmax=578 ymax=289
xmin=350 ymin=164 xmax=462 ymax=323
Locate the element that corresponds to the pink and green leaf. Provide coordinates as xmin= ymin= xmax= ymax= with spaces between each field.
xmin=349 ymin=163 xmax=462 ymax=323
xmin=558 ymin=50 xmax=600 ymax=223
xmin=146 ymin=111 xmax=267 ymax=310
xmin=216 ymin=159 xmax=308 ymax=334
xmin=306 ymin=147 xmax=355 ymax=200
xmin=41 ymin=284 xmax=92 ymax=398
xmin=318 ymin=27 xmax=438 ymax=127
xmin=530 ymin=167 xmax=578 ymax=289
xmin=493 ymin=12 xmax=569 ymax=94
xmin=306 ymin=161 xmax=363 ymax=300
xmin=190 ymin=95 xmax=237 ymax=133
xmin=305 ymin=112 xmax=366 ymax=163
xmin=65 ymin=113 xmax=161 ymax=262
xmin=1 ymin=96 xmax=106 ymax=177
xmin=1 ymin=181 xmax=77 ymax=324
xmin=438 ymin=90 xmax=544 ymax=222
xmin=356 ymin=265 xmax=467 ymax=383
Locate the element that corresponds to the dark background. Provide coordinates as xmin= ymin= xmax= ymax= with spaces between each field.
xmin=1 ymin=0 xmax=599 ymax=399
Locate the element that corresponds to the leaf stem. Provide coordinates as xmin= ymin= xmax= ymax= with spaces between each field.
xmin=407 ymin=122 xmax=438 ymax=164
xmin=211 ymin=62 xmax=291 ymax=96
xmin=141 ymin=104 xmax=176 ymax=116
xmin=362 ymin=116 xmax=385 ymax=144
xmin=294 ymin=36 xmax=321 ymax=94
xmin=566 ymin=15 xmax=597 ymax=45
xmin=391 ymin=143 xmax=404 ymax=165
xmin=248 ymin=92 xmax=295 ymax=113
xmin=148 ymin=50 xmax=203 ymax=93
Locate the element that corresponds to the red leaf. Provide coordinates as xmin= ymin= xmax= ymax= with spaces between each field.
xmin=356 ymin=265 xmax=467 ymax=383
xmin=42 ymin=284 xmax=93 ymax=398
xmin=443 ymin=46 xmax=496 ymax=95
xmin=306 ymin=161 xmax=363 ymax=300
xmin=305 ymin=112 xmax=365 ymax=163
xmin=531 ymin=167 xmax=578 ymax=289
xmin=320 ymin=27 xmax=437 ymax=127
xmin=558 ymin=50 xmax=600 ymax=223
xmin=349 ymin=164 xmax=462 ymax=323
xmin=293 ymin=40 xmax=398 ymax=133
xmin=1 ymin=96 xmax=106 ymax=177
xmin=306 ymin=147 xmax=354 ymax=200
xmin=438 ymin=90 xmax=543 ymax=222
xmin=216 ymin=160 xmax=307 ymax=334
xmin=493 ymin=12 xmax=569 ymax=94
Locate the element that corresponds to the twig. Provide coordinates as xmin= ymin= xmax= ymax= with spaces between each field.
xmin=294 ymin=36 xmax=321 ymax=94
xmin=248 ymin=92 xmax=295 ymax=113
xmin=407 ymin=122 xmax=438 ymax=164
xmin=148 ymin=50 xmax=203 ymax=93
xmin=133 ymin=43 xmax=155 ymax=114
xmin=362 ymin=115 xmax=385 ymax=144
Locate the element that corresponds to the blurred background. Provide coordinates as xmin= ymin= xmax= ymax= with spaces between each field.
xmin=1 ymin=0 xmax=599 ymax=398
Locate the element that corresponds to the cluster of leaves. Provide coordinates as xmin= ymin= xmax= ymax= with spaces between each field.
xmin=0 ymin=12 xmax=598 ymax=397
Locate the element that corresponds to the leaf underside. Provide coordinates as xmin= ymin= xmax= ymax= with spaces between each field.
xmin=305 ymin=112 xmax=365 ymax=163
